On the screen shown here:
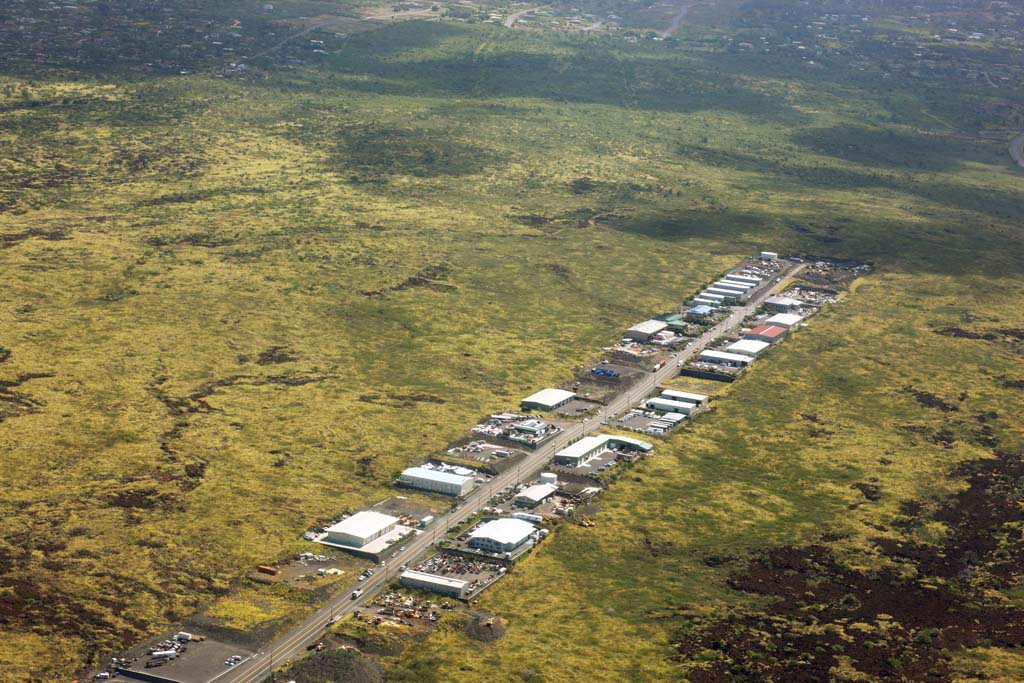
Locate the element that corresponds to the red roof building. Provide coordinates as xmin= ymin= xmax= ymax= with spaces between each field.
xmin=745 ymin=324 xmax=788 ymax=344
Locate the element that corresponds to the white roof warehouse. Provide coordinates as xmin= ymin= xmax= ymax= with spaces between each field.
xmin=553 ymin=434 xmax=654 ymax=467
xmin=521 ymin=388 xmax=576 ymax=411
xmin=469 ymin=518 xmax=537 ymax=553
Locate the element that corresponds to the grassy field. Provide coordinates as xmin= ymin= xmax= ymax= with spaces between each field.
xmin=1 ymin=0 xmax=1023 ymax=680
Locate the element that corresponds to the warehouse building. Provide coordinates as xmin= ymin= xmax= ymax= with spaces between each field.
xmin=647 ymin=397 xmax=698 ymax=415
xmin=725 ymin=273 xmax=762 ymax=286
xmin=698 ymin=292 xmax=726 ymax=303
xmin=766 ymin=313 xmax=804 ymax=328
xmin=625 ymin=319 xmax=669 ymax=342
xmin=727 ymin=339 xmax=771 ymax=358
xmin=760 ymin=251 xmax=779 ymax=260
xmin=700 ymin=350 xmax=752 ymax=367
xmin=764 ymin=296 xmax=802 ymax=313
xmin=521 ymin=388 xmax=576 ymax=411
xmin=469 ymin=518 xmax=537 ymax=553
xmin=553 ymin=434 xmax=654 ymax=467
xmin=713 ymin=281 xmax=751 ymax=294
xmin=745 ymin=324 xmax=787 ymax=344
xmin=515 ymin=483 xmax=558 ymax=507
xmin=660 ymin=389 xmax=709 ymax=406
xmin=693 ymin=297 xmax=722 ymax=308
xmin=325 ymin=511 xmax=399 ymax=548
xmin=399 ymin=466 xmax=474 ymax=497
xmin=706 ymin=288 xmax=741 ymax=300
xmin=400 ymin=570 xmax=469 ymax=599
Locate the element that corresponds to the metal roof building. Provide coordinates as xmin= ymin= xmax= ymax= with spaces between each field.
xmin=745 ymin=324 xmax=788 ymax=343
xmin=469 ymin=518 xmax=537 ymax=553
xmin=693 ymin=297 xmax=722 ymax=307
xmin=400 ymin=570 xmax=469 ymax=599
xmin=687 ymin=305 xmax=714 ymax=317
xmin=521 ymin=388 xmax=576 ymax=411
xmin=700 ymin=350 xmax=752 ymax=366
xmin=325 ymin=511 xmax=399 ymax=548
xmin=727 ymin=339 xmax=772 ymax=357
xmin=647 ymin=397 xmax=698 ymax=415
xmin=766 ymin=313 xmax=804 ymax=328
xmin=514 ymin=483 xmax=558 ymax=507
xmin=725 ymin=273 xmax=762 ymax=286
xmin=764 ymin=296 xmax=802 ymax=312
xmin=626 ymin=319 xmax=669 ymax=342
xmin=706 ymin=288 xmax=742 ymax=299
xmin=553 ymin=434 xmax=654 ymax=467
xmin=400 ymin=467 xmax=474 ymax=497
xmin=660 ymin=389 xmax=709 ymax=405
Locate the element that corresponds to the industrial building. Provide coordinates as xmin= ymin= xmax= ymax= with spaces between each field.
xmin=660 ymin=389 xmax=709 ymax=406
xmin=700 ymin=350 xmax=753 ymax=367
xmin=725 ymin=273 xmax=762 ymax=286
xmin=514 ymin=483 xmax=558 ymax=507
xmin=706 ymin=288 xmax=741 ymax=300
xmin=745 ymin=324 xmax=787 ymax=344
xmin=513 ymin=419 xmax=550 ymax=436
xmin=760 ymin=251 xmax=779 ymax=260
xmin=399 ymin=466 xmax=474 ymax=496
xmin=325 ymin=511 xmax=399 ymax=548
xmin=647 ymin=396 xmax=697 ymax=415
xmin=399 ymin=570 xmax=469 ymax=599
xmin=469 ymin=518 xmax=537 ymax=553
xmin=727 ymin=339 xmax=771 ymax=358
xmin=693 ymin=297 xmax=722 ymax=308
xmin=686 ymin=304 xmax=714 ymax=319
xmin=625 ymin=319 xmax=669 ymax=342
xmin=521 ymin=388 xmax=576 ymax=411
xmin=764 ymin=296 xmax=802 ymax=313
xmin=553 ymin=434 xmax=654 ymax=467
xmin=766 ymin=313 xmax=804 ymax=328
xmin=712 ymin=281 xmax=750 ymax=294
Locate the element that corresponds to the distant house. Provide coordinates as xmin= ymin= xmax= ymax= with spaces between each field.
xmin=764 ymin=296 xmax=802 ymax=313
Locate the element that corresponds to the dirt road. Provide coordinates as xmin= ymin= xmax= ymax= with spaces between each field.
xmin=504 ymin=6 xmax=545 ymax=28
xmin=661 ymin=0 xmax=699 ymax=37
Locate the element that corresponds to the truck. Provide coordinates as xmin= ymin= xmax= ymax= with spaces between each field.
xmin=257 ymin=565 xmax=280 ymax=576
xmin=652 ymin=360 xmax=666 ymax=372
xmin=150 ymin=650 xmax=178 ymax=660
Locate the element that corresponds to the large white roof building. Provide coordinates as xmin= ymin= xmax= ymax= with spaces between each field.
xmin=400 ymin=570 xmax=469 ymax=599
xmin=521 ymin=388 xmax=576 ymax=411
xmin=766 ymin=313 xmax=805 ymax=328
xmin=553 ymin=434 xmax=654 ymax=467
xmin=726 ymin=339 xmax=772 ymax=358
xmin=325 ymin=511 xmax=399 ymax=548
xmin=700 ymin=350 xmax=752 ymax=366
xmin=625 ymin=320 xmax=669 ymax=341
xmin=400 ymin=466 xmax=474 ymax=496
xmin=660 ymin=389 xmax=709 ymax=405
xmin=514 ymin=483 xmax=558 ymax=507
xmin=469 ymin=518 xmax=537 ymax=553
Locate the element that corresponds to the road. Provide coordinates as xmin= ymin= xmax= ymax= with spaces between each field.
xmin=661 ymin=0 xmax=699 ymax=38
xmin=504 ymin=6 xmax=545 ymax=28
xmin=1010 ymin=131 xmax=1024 ymax=171
xmin=203 ymin=261 xmax=806 ymax=683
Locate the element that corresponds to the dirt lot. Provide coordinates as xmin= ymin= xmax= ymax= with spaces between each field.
xmin=118 ymin=635 xmax=253 ymax=683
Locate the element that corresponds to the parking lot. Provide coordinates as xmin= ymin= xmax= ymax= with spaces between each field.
xmin=116 ymin=634 xmax=253 ymax=683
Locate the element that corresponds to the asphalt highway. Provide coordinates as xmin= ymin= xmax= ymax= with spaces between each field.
xmin=210 ymin=261 xmax=807 ymax=683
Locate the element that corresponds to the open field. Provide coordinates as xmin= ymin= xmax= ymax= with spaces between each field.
xmin=1 ymin=0 xmax=1023 ymax=680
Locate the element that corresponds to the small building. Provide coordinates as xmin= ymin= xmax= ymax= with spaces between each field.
xmin=660 ymin=389 xmax=709 ymax=406
xmin=654 ymin=312 xmax=689 ymax=331
xmin=692 ymin=297 xmax=722 ymax=308
xmin=745 ymin=324 xmax=787 ymax=344
xmin=325 ymin=511 xmax=399 ymax=548
xmin=514 ymin=483 xmax=558 ymax=507
xmin=469 ymin=518 xmax=537 ymax=553
xmin=724 ymin=273 xmax=762 ymax=286
xmin=553 ymin=434 xmax=654 ymax=467
xmin=625 ymin=319 xmax=669 ymax=342
xmin=760 ymin=251 xmax=779 ymax=260
xmin=686 ymin=305 xmax=714 ymax=320
xmin=647 ymin=397 xmax=698 ymax=414
xmin=764 ymin=296 xmax=802 ymax=313
xmin=766 ymin=313 xmax=804 ymax=328
xmin=521 ymin=388 xmax=576 ymax=411
xmin=400 ymin=570 xmax=469 ymax=599
xmin=400 ymin=466 xmax=474 ymax=496
xmin=726 ymin=339 xmax=771 ymax=358
xmin=700 ymin=350 xmax=752 ymax=367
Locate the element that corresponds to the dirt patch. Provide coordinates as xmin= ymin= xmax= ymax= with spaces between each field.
xmin=464 ymin=611 xmax=507 ymax=642
xmin=673 ymin=449 xmax=1024 ymax=682
xmin=276 ymin=646 xmax=384 ymax=683
xmin=0 ymin=348 xmax=10 ymax=364
xmin=0 ymin=371 xmax=54 ymax=423
xmin=851 ymin=482 xmax=882 ymax=501
xmin=0 ymin=226 xmax=71 ymax=248
xmin=359 ymin=263 xmax=454 ymax=297
xmin=999 ymin=377 xmax=1024 ymax=389
xmin=357 ymin=392 xmax=446 ymax=408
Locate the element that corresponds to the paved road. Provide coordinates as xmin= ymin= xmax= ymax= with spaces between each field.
xmin=208 ymin=262 xmax=806 ymax=683
xmin=1010 ymin=131 xmax=1024 ymax=171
